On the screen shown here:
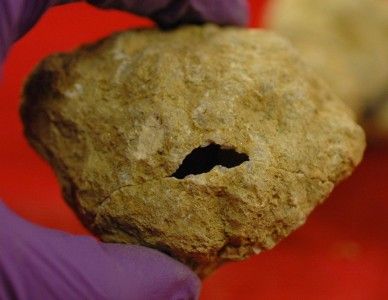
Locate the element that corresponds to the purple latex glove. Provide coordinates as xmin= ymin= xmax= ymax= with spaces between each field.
xmin=0 ymin=0 xmax=248 ymax=62
xmin=0 ymin=201 xmax=200 ymax=299
xmin=87 ymin=0 xmax=249 ymax=28
xmin=0 ymin=0 xmax=248 ymax=298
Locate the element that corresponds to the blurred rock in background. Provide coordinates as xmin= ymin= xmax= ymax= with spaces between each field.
xmin=265 ymin=0 xmax=388 ymax=141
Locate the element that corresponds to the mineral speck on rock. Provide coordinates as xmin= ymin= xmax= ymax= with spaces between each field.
xmin=21 ymin=25 xmax=365 ymax=277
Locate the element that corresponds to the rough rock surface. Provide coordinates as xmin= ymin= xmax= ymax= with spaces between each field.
xmin=265 ymin=0 xmax=388 ymax=130
xmin=21 ymin=25 xmax=365 ymax=277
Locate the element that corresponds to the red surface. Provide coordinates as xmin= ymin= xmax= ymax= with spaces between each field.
xmin=1 ymin=2 xmax=387 ymax=299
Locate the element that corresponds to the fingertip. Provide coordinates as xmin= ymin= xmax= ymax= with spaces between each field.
xmin=160 ymin=254 xmax=201 ymax=300
xmin=190 ymin=0 xmax=249 ymax=26
xmin=102 ymin=244 xmax=201 ymax=300
xmin=154 ymin=0 xmax=249 ymax=28
xmin=170 ymin=271 xmax=201 ymax=300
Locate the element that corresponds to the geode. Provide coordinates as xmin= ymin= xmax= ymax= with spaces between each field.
xmin=21 ymin=25 xmax=365 ymax=277
xmin=265 ymin=0 xmax=388 ymax=137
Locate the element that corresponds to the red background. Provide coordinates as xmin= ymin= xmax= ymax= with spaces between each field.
xmin=1 ymin=2 xmax=388 ymax=299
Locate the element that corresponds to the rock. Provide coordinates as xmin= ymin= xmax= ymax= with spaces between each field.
xmin=265 ymin=0 xmax=388 ymax=134
xmin=21 ymin=25 xmax=365 ymax=277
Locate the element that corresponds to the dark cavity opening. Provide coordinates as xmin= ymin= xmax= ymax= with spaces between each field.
xmin=171 ymin=143 xmax=249 ymax=179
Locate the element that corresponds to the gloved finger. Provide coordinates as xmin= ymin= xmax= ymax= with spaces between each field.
xmin=0 ymin=0 xmax=249 ymax=63
xmin=87 ymin=0 xmax=249 ymax=28
xmin=0 ymin=0 xmax=72 ymax=63
xmin=0 ymin=201 xmax=200 ymax=300
xmin=191 ymin=0 xmax=248 ymax=26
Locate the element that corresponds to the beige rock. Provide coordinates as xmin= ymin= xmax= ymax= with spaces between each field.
xmin=21 ymin=25 xmax=365 ymax=277
xmin=265 ymin=0 xmax=388 ymax=131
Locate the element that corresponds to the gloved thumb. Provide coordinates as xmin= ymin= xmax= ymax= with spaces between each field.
xmin=0 ymin=201 xmax=200 ymax=300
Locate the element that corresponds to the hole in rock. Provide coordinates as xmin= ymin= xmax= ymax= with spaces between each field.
xmin=171 ymin=143 xmax=249 ymax=179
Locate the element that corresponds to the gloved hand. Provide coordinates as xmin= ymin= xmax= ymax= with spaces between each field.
xmin=0 ymin=201 xmax=200 ymax=299
xmin=87 ymin=0 xmax=249 ymax=28
xmin=0 ymin=0 xmax=248 ymax=61
xmin=0 ymin=0 xmax=248 ymax=299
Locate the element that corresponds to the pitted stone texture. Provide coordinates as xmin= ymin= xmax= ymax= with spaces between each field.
xmin=21 ymin=25 xmax=365 ymax=277
xmin=265 ymin=0 xmax=388 ymax=122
